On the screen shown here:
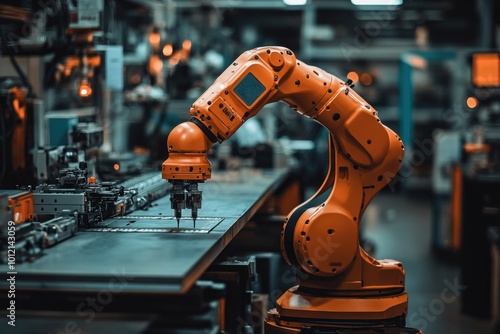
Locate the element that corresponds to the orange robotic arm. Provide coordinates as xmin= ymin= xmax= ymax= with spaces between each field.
xmin=163 ymin=46 xmax=409 ymax=330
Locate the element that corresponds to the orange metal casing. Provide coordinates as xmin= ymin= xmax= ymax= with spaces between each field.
xmin=8 ymin=191 xmax=34 ymax=224
xmin=162 ymin=46 xmax=408 ymax=326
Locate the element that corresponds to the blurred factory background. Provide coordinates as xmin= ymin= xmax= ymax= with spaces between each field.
xmin=0 ymin=0 xmax=499 ymax=333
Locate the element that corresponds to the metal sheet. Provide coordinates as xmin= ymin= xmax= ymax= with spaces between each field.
xmin=2 ymin=169 xmax=289 ymax=294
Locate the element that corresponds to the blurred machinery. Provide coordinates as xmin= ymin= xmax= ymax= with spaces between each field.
xmin=464 ymin=52 xmax=500 ymax=174
xmin=0 ymin=0 xmax=108 ymax=186
xmin=63 ymin=0 xmax=104 ymax=98
xmin=0 ymin=161 xmax=169 ymax=264
xmin=0 ymin=77 xmax=31 ymax=188
xmin=0 ymin=1 xmax=178 ymax=270
xmin=429 ymin=50 xmax=500 ymax=321
xmin=457 ymin=51 xmax=500 ymax=321
xmin=0 ymin=2 xmax=433 ymax=333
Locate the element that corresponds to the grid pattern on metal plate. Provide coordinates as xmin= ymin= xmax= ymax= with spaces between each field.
xmin=83 ymin=217 xmax=224 ymax=233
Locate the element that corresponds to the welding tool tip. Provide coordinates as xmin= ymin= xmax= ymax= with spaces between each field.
xmin=192 ymin=208 xmax=198 ymax=229
xmin=174 ymin=208 xmax=182 ymax=229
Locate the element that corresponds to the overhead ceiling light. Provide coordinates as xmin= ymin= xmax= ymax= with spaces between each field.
xmin=351 ymin=0 xmax=402 ymax=5
xmin=283 ymin=0 xmax=307 ymax=5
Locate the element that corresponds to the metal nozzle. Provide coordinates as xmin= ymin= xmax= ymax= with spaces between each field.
xmin=170 ymin=181 xmax=186 ymax=229
xmin=186 ymin=181 xmax=202 ymax=228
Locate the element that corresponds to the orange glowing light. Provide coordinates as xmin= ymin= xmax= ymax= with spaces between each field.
xmin=149 ymin=32 xmax=161 ymax=47
xmin=149 ymin=55 xmax=163 ymax=74
xmin=163 ymin=44 xmax=173 ymax=57
xmin=360 ymin=73 xmax=373 ymax=86
xmin=134 ymin=146 xmax=149 ymax=154
xmin=113 ymin=163 xmax=120 ymax=171
xmin=347 ymin=71 xmax=359 ymax=83
xmin=130 ymin=74 xmax=141 ymax=85
xmin=182 ymin=40 xmax=192 ymax=50
xmin=406 ymin=55 xmax=427 ymax=69
xmin=466 ymin=97 xmax=478 ymax=109
xmin=78 ymin=81 xmax=92 ymax=98
xmin=472 ymin=53 xmax=500 ymax=87
xmin=168 ymin=55 xmax=180 ymax=66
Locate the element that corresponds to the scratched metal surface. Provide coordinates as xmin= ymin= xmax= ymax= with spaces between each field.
xmin=3 ymin=169 xmax=288 ymax=294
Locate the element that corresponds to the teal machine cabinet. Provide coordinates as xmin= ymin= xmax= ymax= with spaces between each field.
xmin=398 ymin=50 xmax=457 ymax=147
xmin=398 ymin=50 xmax=458 ymax=256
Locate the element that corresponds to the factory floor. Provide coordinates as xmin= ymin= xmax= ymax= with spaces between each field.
xmin=363 ymin=189 xmax=495 ymax=334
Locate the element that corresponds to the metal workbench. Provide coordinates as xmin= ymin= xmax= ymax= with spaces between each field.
xmin=1 ymin=168 xmax=289 ymax=295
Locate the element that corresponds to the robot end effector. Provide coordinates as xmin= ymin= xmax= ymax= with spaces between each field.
xmin=162 ymin=122 xmax=213 ymax=226
xmin=169 ymin=180 xmax=202 ymax=227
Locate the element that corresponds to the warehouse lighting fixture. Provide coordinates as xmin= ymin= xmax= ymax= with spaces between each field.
xmin=351 ymin=0 xmax=402 ymax=5
xmin=283 ymin=0 xmax=307 ymax=6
